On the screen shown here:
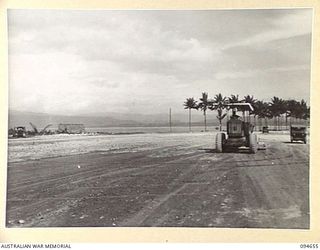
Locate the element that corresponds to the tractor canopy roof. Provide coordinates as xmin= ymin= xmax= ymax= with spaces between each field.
xmin=226 ymin=103 xmax=254 ymax=111
xmin=208 ymin=101 xmax=254 ymax=111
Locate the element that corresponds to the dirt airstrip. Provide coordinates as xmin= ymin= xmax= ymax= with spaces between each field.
xmin=6 ymin=132 xmax=309 ymax=228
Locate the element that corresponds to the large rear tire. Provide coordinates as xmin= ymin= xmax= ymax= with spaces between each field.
xmin=249 ymin=133 xmax=258 ymax=154
xmin=216 ymin=133 xmax=225 ymax=153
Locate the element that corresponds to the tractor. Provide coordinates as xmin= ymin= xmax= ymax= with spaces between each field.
xmin=215 ymin=103 xmax=259 ymax=154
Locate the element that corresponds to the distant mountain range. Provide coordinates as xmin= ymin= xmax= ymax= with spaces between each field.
xmin=8 ymin=110 xmax=220 ymax=130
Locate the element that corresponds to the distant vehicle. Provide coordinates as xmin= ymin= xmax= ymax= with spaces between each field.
xmin=262 ymin=126 xmax=269 ymax=133
xmin=57 ymin=123 xmax=85 ymax=134
xmin=290 ymin=125 xmax=307 ymax=144
xmin=215 ymin=103 xmax=259 ymax=154
xmin=14 ymin=126 xmax=26 ymax=138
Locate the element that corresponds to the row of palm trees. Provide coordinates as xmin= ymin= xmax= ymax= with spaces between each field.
xmin=183 ymin=93 xmax=310 ymax=132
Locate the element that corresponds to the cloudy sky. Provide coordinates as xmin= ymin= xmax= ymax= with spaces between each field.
xmin=8 ymin=9 xmax=312 ymax=115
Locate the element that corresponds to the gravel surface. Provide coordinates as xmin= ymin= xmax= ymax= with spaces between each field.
xmin=6 ymin=132 xmax=309 ymax=228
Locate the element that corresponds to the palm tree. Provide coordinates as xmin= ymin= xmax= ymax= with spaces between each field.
xmin=303 ymin=106 xmax=310 ymax=126
xmin=302 ymin=103 xmax=310 ymax=119
xmin=284 ymin=100 xmax=290 ymax=129
xmin=284 ymin=99 xmax=310 ymax=126
xmin=216 ymin=109 xmax=228 ymax=131
xmin=286 ymin=99 xmax=298 ymax=125
xmin=257 ymin=101 xmax=272 ymax=128
xmin=198 ymin=92 xmax=209 ymax=132
xmin=212 ymin=93 xmax=227 ymax=131
xmin=299 ymin=99 xmax=308 ymax=121
xmin=183 ymin=97 xmax=198 ymax=132
xmin=228 ymin=94 xmax=240 ymax=104
xmin=285 ymin=99 xmax=298 ymax=128
xmin=242 ymin=95 xmax=256 ymax=123
xmin=279 ymin=99 xmax=287 ymax=130
xmin=270 ymin=97 xmax=285 ymax=130
xmin=253 ymin=100 xmax=265 ymax=131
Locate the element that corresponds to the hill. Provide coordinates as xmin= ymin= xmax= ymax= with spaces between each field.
xmin=8 ymin=110 xmax=220 ymax=130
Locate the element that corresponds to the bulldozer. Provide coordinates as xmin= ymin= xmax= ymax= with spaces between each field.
xmin=215 ymin=103 xmax=259 ymax=154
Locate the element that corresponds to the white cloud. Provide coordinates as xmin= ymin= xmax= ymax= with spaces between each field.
xmin=8 ymin=9 xmax=312 ymax=115
xmin=223 ymin=9 xmax=312 ymax=49
xmin=215 ymin=65 xmax=310 ymax=80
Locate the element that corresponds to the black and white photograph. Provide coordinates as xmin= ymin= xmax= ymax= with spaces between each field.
xmin=6 ymin=9 xmax=312 ymax=229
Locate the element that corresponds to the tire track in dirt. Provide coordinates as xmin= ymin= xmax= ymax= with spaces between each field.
xmin=118 ymin=184 xmax=189 ymax=226
xmin=7 ymin=151 xmax=152 ymax=186
xmin=117 ymin=149 xmax=231 ymax=227
xmin=235 ymin=140 xmax=309 ymax=228
xmin=6 ymin=135 xmax=309 ymax=228
xmin=6 ymin=150 xmax=206 ymax=226
xmin=8 ymin=150 xmax=202 ymax=192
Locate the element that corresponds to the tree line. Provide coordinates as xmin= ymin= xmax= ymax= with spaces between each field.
xmin=183 ymin=93 xmax=310 ymax=132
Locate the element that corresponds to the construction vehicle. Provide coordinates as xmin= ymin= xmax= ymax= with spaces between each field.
xmin=215 ymin=103 xmax=259 ymax=154
xmin=14 ymin=126 xmax=27 ymax=138
xmin=29 ymin=122 xmax=39 ymax=135
xmin=29 ymin=122 xmax=52 ymax=135
xmin=262 ymin=126 xmax=269 ymax=133
xmin=290 ymin=125 xmax=307 ymax=144
xmin=39 ymin=124 xmax=52 ymax=135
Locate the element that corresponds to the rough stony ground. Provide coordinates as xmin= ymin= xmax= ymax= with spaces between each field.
xmin=6 ymin=132 xmax=309 ymax=228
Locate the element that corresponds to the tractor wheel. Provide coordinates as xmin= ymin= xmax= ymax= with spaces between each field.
xmin=249 ymin=133 xmax=258 ymax=154
xmin=215 ymin=132 xmax=225 ymax=153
